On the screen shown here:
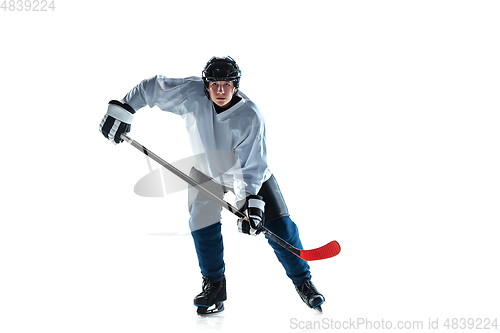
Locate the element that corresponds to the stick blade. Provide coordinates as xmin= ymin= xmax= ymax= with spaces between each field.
xmin=297 ymin=241 xmax=341 ymax=261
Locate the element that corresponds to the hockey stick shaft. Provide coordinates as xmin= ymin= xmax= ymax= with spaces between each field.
xmin=121 ymin=134 xmax=340 ymax=261
xmin=121 ymin=134 xmax=244 ymax=217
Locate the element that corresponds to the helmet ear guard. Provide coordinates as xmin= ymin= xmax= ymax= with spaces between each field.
xmin=202 ymin=56 xmax=241 ymax=98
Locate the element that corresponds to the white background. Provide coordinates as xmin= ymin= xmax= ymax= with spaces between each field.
xmin=1 ymin=1 xmax=499 ymax=332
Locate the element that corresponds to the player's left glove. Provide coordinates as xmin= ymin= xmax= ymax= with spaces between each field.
xmin=237 ymin=195 xmax=265 ymax=236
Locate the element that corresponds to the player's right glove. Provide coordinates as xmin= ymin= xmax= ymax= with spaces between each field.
xmin=99 ymin=100 xmax=135 ymax=144
xmin=237 ymin=195 xmax=265 ymax=236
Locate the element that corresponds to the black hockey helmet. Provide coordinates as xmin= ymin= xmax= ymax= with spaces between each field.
xmin=202 ymin=56 xmax=241 ymax=98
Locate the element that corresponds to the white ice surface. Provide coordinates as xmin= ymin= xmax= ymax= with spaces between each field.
xmin=1 ymin=1 xmax=500 ymax=332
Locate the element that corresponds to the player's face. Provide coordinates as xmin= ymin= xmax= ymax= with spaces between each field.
xmin=207 ymin=81 xmax=237 ymax=108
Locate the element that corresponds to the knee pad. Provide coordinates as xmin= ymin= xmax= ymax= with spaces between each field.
xmin=264 ymin=216 xmax=299 ymax=242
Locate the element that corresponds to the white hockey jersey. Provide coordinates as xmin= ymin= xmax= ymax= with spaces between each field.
xmin=122 ymin=75 xmax=272 ymax=204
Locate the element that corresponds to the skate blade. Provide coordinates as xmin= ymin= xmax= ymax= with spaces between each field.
xmin=312 ymin=300 xmax=324 ymax=313
xmin=196 ymin=302 xmax=224 ymax=315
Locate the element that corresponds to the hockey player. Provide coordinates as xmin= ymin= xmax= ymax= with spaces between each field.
xmin=99 ymin=56 xmax=325 ymax=314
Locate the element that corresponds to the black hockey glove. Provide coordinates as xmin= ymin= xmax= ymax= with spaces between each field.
xmin=99 ymin=100 xmax=135 ymax=144
xmin=237 ymin=195 xmax=265 ymax=236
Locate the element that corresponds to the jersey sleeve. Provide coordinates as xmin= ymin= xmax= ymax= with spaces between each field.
xmin=121 ymin=75 xmax=200 ymax=116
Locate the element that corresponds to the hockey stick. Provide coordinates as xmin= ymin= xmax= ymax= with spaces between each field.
xmin=121 ymin=134 xmax=340 ymax=261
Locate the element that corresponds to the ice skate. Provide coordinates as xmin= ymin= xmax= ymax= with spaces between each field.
xmin=194 ymin=276 xmax=226 ymax=315
xmin=295 ymin=278 xmax=325 ymax=312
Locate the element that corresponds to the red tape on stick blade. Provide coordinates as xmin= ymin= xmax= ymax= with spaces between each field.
xmin=298 ymin=241 xmax=341 ymax=261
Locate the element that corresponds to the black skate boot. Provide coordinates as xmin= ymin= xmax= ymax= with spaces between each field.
xmin=295 ymin=278 xmax=325 ymax=312
xmin=193 ymin=276 xmax=227 ymax=315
